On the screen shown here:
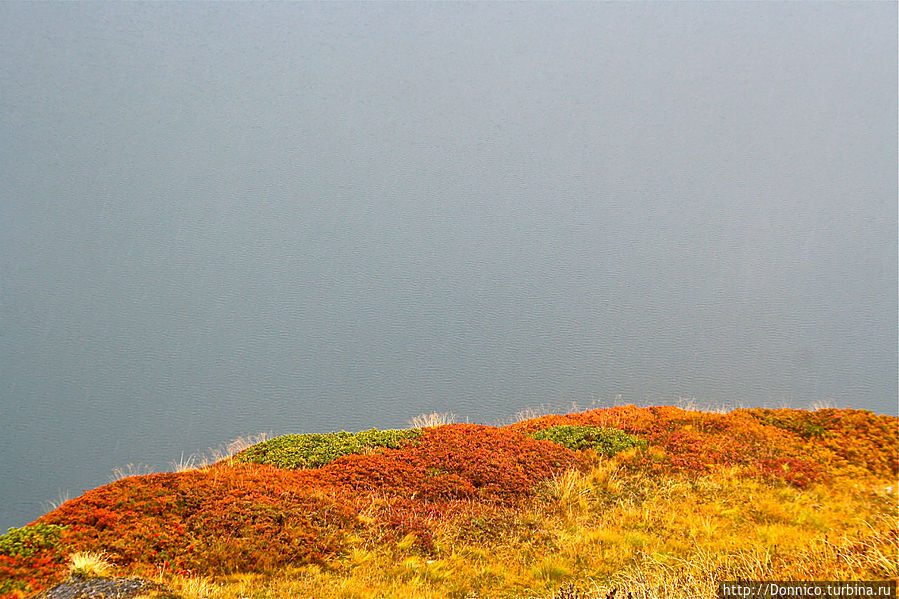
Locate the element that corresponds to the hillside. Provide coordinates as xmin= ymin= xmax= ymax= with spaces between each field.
xmin=1 ymin=406 xmax=897 ymax=599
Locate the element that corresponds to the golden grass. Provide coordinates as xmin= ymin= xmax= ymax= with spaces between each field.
xmin=68 ymin=551 xmax=115 ymax=579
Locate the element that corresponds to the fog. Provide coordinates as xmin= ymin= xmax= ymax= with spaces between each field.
xmin=1 ymin=2 xmax=895 ymax=530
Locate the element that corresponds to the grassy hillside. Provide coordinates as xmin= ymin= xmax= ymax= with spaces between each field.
xmin=1 ymin=406 xmax=896 ymax=598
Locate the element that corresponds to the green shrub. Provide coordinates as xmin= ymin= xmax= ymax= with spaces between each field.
xmin=745 ymin=409 xmax=832 ymax=439
xmin=234 ymin=428 xmax=422 ymax=469
xmin=0 ymin=523 xmax=67 ymax=557
xmin=529 ymin=425 xmax=647 ymax=457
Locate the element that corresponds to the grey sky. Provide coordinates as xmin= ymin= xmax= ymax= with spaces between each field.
xmin=0 ymin=2 xmax=896 ymax=530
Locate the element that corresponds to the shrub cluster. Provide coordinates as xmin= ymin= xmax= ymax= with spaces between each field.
xmin=5 ymin=407 xmax=893 ymax=597
xmin=0 ymin=524 xmax=68 ymax=596
xmin=321 ymin=424 xmax=583 ymax=502
xmin=528 ymin=425 xmax=647 ymax=456
xmin=23 ymin=424 xmax=580 ymax=587
xmin=30 ymin=468 xmax=357 ymax=582
xmin=510 ymin=405 xmax=898 ymax=486
xmin=234 ymin=428 xmax=422 ymax=469
xmin=0 ymin=524 xmax=67 ymax=558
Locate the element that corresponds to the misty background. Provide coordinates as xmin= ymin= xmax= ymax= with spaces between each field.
xmin=1 ymin=2 xmax=896 ymax=531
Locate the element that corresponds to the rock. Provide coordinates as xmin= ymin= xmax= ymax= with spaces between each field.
xmin=31 ymin=576 xmax=178 ymax=599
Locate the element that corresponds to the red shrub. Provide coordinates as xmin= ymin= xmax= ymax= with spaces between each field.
xmin=406 ymin=424 xmax=583 ymax=500
xmin=0 ymin=551 xmax=66 ymax=599
xmin=756 ymin=457 xmax=821 ymax=489
xmin=36 ymin=465 xmax=358 ymax=576
xmin=316 ymin=424 xmax=583 ymax=502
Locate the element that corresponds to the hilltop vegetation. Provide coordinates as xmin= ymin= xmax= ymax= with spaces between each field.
xmin=1 ymin=406 xmax=896 ymax=598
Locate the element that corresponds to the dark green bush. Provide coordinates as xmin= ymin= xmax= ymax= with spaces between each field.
xmin=0 ymin=523 xmax=67 ymax=557
xmin=529 ymin=425 xmax=647 ymax=457
xmin=234 ymin=428 xmax=422 ymax=469
xmin=745 ymin=409 xmax=832 ymax=439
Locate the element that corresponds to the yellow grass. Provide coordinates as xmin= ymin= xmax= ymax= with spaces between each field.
xmin=68 ymin=551 xmax=115 ymax=579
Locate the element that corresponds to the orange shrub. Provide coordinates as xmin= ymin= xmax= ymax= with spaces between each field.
xmin=508 ymin=405 xmax=898 ymax=486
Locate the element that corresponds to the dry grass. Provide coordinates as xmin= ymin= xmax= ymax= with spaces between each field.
xmin=170 ymin=433 xmax=270 ymax=472
xmin=41 ymin=489 xmax=70 ymax=514
xmin=673 ymin=395 xmax=734 ymax=414
xmin=161 ymin=574 xmax=220 ymax=599
xmin=68 ymin=551 xmax=115 ymax=579
xmin=502 ymin=399 xmax=610 ymax=426
xmin=808 ymin=399 xmax=838 ymax=411
xmin=110 ymin=463 xmax=156 ymax=481
xmin=409 ymin=413 xmax=457 ymax=428
xmin=539 ymin=469 xmax=596 ymax=521
xmin=170 ymin=452 xmax=203 ymax=473
xmin=503 ymin=405 xmax=551 ymax=425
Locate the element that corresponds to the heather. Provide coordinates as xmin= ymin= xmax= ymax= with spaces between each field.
xmin=233 ymin=428 xmax=423 ymax=470
xmin=527 ymin=425 xmax=647 ymax=455
xmin=2 ymin=406 xmax=896 ymax=599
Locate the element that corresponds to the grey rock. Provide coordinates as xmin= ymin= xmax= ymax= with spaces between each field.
xmin=32 ymin=576 xmax=176 ymax=599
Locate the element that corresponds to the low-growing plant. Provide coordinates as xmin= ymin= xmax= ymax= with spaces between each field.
xmin=0 ymin=524 xmax=67 ymax=558
xmin=529 ymin=425 xmax=647 ymax=457
xmin=0 ymin=524 xmax=69 ymax=597
xmin=234 ymin=428 xmax=422 ymax=469
xmin=747 ymin=409 xmax=831 ymax=439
